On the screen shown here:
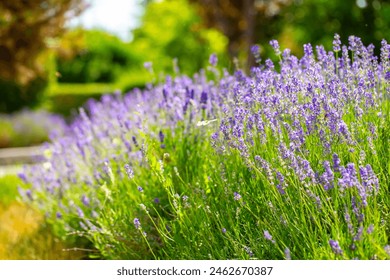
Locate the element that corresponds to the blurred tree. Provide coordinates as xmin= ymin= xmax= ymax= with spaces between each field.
xmin=0 ymin=0 xmax=85 ymax=112
xmin=130 ymin=0 xmax=229 ymax=76
xmin=56 ymin=29 xmax=139 ymax=83
xmin=53 ymin=0 xmax=229 ymax=93
xmin=279 ymin=0 xmax=390 ymax=54
xmin=189 ymin=0 xmax=389 ymax=66
xmin=188 ymin=0 xmax=291 ymax=68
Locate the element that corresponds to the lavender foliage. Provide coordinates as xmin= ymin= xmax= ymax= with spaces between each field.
xmin=19 ymin=35 xmax=390 ymax=260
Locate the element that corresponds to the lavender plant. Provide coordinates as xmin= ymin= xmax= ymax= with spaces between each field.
xmin=20 ymin=35 xmax=390 ymax=260
xmin=0 ymin=109 xmax=67 ymax=148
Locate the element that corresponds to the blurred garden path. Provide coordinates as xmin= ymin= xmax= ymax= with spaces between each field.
xmin=0 ymin=146 xmax=43 ymax=177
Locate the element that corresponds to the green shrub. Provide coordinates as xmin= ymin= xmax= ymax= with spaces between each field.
xmin=47 ymin=83 xmax=118 ymax=116
xmin=56 ymin=30 xmax=140 ymax=84
xmin=0 ymin=77 xmax=48 ymax=113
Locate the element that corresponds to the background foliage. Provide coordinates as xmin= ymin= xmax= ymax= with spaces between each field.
xmin=1 ymin=0 xmax=390 ymax=114
xmin=0 ymin=0 xmax=85 ymax=113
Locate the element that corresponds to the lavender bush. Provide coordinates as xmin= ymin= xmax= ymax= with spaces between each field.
xmin=20 ymin=35 xmax=390 ymax=260
xmin=0 ymin=109 xmax=67 ymax=148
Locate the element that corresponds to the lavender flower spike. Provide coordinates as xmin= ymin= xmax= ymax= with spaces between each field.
xmin=333 ymin=33 xmax=341 ymax=52
xmin=124 ymin=164 xmax=134 ymax=179
xmin=233 ymin=192 xmax=242 ymax=201
xmin=200 ymin=91 xmax=208 ymax=109
xmin=329 ymin=240 xmax=343 ymax=255
xmin=133 ymin=218 xmax=141 ymax=229
xmin=143 ymin=61 xmax=152 ymax=71
xmin=81 ymin=194 xmax=90 ymax=207
xmin=367 ymin=224 xmax=374 ymax=234
xmin=284 ymin=247 xmax=291 ymax=260
xmin=251 ymin=45 xmax=260 ymax=56
xmin=264 ymin=230 xmax=275 ymax=243
xmin=209 ymin=53 xmax=218 ymax=66
xmin=269 ymin=39 xmax=281 ymax=56
xmin=384 ymin=245 xmax=390 ymax=256
xmin=251 ymin=45 xmax=261 ymax=63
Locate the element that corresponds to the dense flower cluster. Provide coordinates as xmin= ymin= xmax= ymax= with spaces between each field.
xmin=19 ymin=35 xmax=390 ymax=259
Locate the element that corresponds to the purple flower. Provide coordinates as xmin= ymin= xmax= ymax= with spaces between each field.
xmin=384 ymin=245 xmax=390 ymax=256
xmin=367 ymin=224 xmax=374 ymax=234
xmin=276 ymin=171 xmax=285 ymax=184
xmin=385 ymin=71 xmax=390 ymax=81
xmin=18 ymin=173 xmax=28 ymax=184
xmin=303 ymin=43 xmax=313 ymax=57
xmin=338 ymin=121 xmax=349 ymax=137
xmin=133 ymin=218 xmax=141 ymax=229
xmin=276 ymin=184 xmax=286 ymax=195
xmin=77 ymin=207 xmax=84 ymax=218
xmin=351 ymin=196 xmax=364 ymax=223
xmin=321 ymin=161 xmax=334 ymax=190
xmin=338 ymin=165 xmax=355 ymax=190
xmin=158 ymin=130 xmax=165 ymax=143
xmin=361 ymin=164 xmax=379 ymax=193
xmin=143 ymin=61 xmax=152 ymax=71
xmin=79 ymin=221 xmax=88 ymax=231
xmin=233 ymin=192 xmax=242 ymax=201
xmin=91 ymin=211 xmax=99 ymax=218
xmin=333 ymin=33 xmax=341 ymax=52
xmin=344 ymin=211 xmax=354 ymax=234
xmin=81 ymin=195 xmax=90 ymax=207
xmin=200 ymin=91 xmax=208 ymax=109
xmin=329 ymin=239 xmax=343 ymax=255
xmin=265 ymin=59 xmax=274 ymax=69
xmin=153 ymin=198 xmax=160 ymax=204
xmin=332 ymin=153 xmax=341 ymax=172
xmin=251 ymin=45 xmax=261 ymax=63
xmin=137 ymin=186 xmax=143 ymax=192
xmin=222 ymin=228 xmax=227 ymax=234
xmin=209 ymin=53 xmax=218 ymax=66
xmin=25 ymin=189 xmax=33 ymax=201
xmin=211 ymin=132 xmax=219 ymax=141
xmin=251 ymin=45 xmax=260 ymax=56
xmin=264 ymin=230 xmax=275 ymax=243
xmin=353 ymin=226 xmax=364 ymax=242
xmin=348 ymin=35 xmax=358 ymax=52
xmin=284 ymin=247 xmax=291 ymax=260
xmin=269 ymin=39 xmax=281 ymax=56
xmin=132 ymin=136 xmax=139 ymax=147
xmin=124 ymin=164 xmax=134 ymax=179
xmin=244 ymin=246 xmax=254 ymax=257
